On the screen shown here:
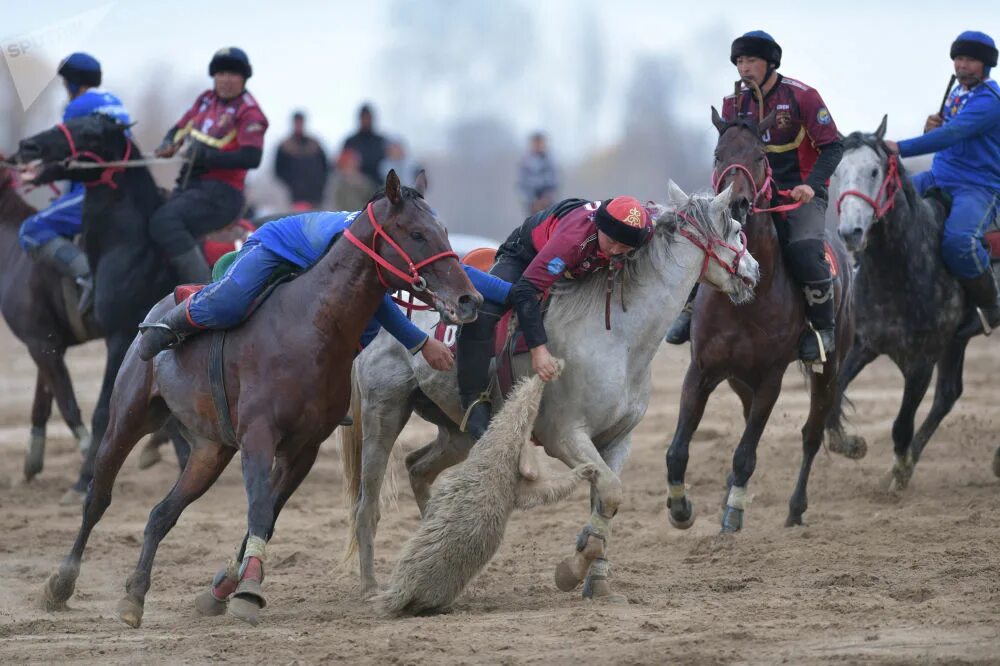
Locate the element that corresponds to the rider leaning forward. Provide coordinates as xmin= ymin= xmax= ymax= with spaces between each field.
xmin=666 ymin=30 xmax=844 ymax=362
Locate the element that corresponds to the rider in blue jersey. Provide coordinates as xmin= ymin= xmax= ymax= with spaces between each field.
xmin=18 ymin=53 xmax=132 ymax=313
xmin=136 ymin=207 xmax=512 ymax=368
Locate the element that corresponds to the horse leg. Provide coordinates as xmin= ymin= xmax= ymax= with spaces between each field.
xmin=226 ymin=423 xmax=278 ymax=626
xmin=550 ymin=432 xmax=622 ymax=599
xmin=196 ymin=441 xmax=321 ymax=616
xmin=117 ymin=439 xmax=235 ymax=627
xmin=67 ymin=331 xmax=131 ymax=503
xmin=23 ymin=368 xmax=53 ymax=481
xmin=728 ymin=378 xmax=753 ymax=423
xmin=665 ymin=364 xmax=722 ymax=529
xmin=826 ymin=341 xmax=878 ymax=459
xmin=43 ymin=358 xmax=161 ymax=610
xmin=137 ymin=430 xmax=170 ymax=470
xmin=909 ymin=339 xmax=968 ymax=464
xmin=721 ymin=369 xmax=783 ymax=533
xmin=882 ymin=364 xmax=934 ymax=492
xmin=580 ymin=433 xmax=633 ymax=604
xmin=406 ymin=426 xmax=473 ymax=514
xmin=787 ymin=363 xmax=839 ymax=526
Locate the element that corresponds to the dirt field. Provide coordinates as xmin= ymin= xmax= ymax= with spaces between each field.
xmin=1 ymin=322 xmax=998 ymax=665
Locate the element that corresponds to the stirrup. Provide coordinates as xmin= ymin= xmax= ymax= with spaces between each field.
xmin=138 ymin=321 xmax=185 ymax=348
xmin=459 ymin=393 xmax=491 ymax=433
xmin=976 ymin=307 xmax=994 ymax=337
xmin=802 ymin=322 xmax=828 ymax=372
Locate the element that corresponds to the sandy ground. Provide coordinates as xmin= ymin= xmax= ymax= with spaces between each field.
xmin=0 ymin=322 xmax=998 ymax=665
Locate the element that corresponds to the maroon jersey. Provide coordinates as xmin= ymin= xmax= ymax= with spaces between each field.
xmin=172 ymin=89 xmax=268 ymax=191
xmin=519 ymin=198 xmax=612 ymax=293
xmin=722 ymin=75 xmax=839 ymax=190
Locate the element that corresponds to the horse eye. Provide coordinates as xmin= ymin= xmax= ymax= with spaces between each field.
xmin=409 ymin=231 xmax=426 ymax=242
xmin=870 ymin=168 xmax=878 ymax=178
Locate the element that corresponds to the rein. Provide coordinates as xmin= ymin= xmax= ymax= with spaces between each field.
xmin=835 ymin=153 xmax=902 ymax=219
xmin=712 ymin=162 xmax=802 ymax=214
xmin=343 ymin=202 xmax=459 ymax=303
xmin=56 ymin=123 xmax=132 ymax=189
xmin=676 ymin=209 xmax=748 ymax=280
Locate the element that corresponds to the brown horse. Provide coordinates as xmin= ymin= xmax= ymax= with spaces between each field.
xmin=0 ymin=164 xmax=98 ymax=479
xmin=665 ymin=109 xmax=856 ymax=532
xmin=41 ymin=170 xmax=481 ymax=628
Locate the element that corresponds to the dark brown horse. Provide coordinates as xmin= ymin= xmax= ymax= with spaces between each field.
xmin=665 ymin=109 xmax=857 ymax=532
xmin=41 ymin=170 xmax=481 ymax=628
xmin=0 ymin=164 xmax=97 ymax=480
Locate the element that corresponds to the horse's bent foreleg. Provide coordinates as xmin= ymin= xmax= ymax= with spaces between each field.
xmin=909 ymin=339 xmax=967 ymax=464
xmin=118 ymin=439 xmax=235 ymax=628
xmin=722 ymin=369 xmax=783 ymax=533
xmin=826 ymin=341 xmax=878 ymax=459
xmin=883 ymin=363 xmax=934 ymax=492
xmin=787 ymin=363 xmax=838 ymax=526
xmin=666 ymin=365 xmax=721 ymax=530
xmin=406 ymin=426 xmax=473 ymax=513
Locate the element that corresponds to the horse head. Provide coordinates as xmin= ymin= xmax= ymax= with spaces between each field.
xmin=665 ymin=180 xmax=759 ymax=304
xmin=363 ymin=169 xmax=482 ymax=324
xmin=711 ymin=106 xmax=777 ymax=221
xmin=15 ymin=114 xmax=131 ymax=186
xmin=834 ymin=115 xmax=897 ymax=252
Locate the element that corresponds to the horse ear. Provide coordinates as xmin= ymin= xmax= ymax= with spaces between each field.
xmin=413 ymin=169 xmax=428 ymax=196
xmin=758 ymin=109 xmax=777 ymax=134
xmin=711 ymin=184 xmax=734 ymax=213
xmin=666 ymin=179 xmax=689 ymax=206
xmin=711 ymin=106 xmax=726 ymax=135
xmin=385 ymin=169 xmax=403 ymax=207
xmin=874 ymin=114 xmax=888 ymax=140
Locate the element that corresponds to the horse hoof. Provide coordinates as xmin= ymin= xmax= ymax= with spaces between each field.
xmin=194 ymin=589 xmax=228 ymax=616
xmin=667 ymin=497 xmax=696 ymax=530
xmin=58 ymin=487 xmax=86 ymax=506
xmin=992 ymin=448 xmax=1000 ymax=479
xmin=838 ymin=435 xmax=868 ymax=460
xmin=43 ymin=571 xmax=75 ymax=610
xmin=24 ymin=432 xmax=45 ymax=481
xmin=555 ymin=558 xmax=584 ymax=592
xmin=228 ymin=596 xmax=261 ymax=626
xmin=137 ymin=444 xmax=162 ymax=470
xmin=582 ymin=580 xmax=628 ymax=604
xmin=785 ymin=513 xmax=804 ymax=528
xmin=116 ymin=596 xmax=144 ymax=628
xmin=720 ymin=506 xmax=743 ymax=533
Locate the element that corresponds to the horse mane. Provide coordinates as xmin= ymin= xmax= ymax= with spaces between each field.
xmin=547 ymin=194 xmax=726 ymax=326
xmin=841 ymin=131 xmax=924 ymax=218
xmin=120 ymin=145 xmax=166 ymax=218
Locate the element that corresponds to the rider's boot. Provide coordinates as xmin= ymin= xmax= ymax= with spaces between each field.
xmin=785 ymin=239 xmax=836 ymax=363
xmin=34 ymin=237 xmax=95 ymax=315
xmin=457 ymin=338 xmax=495 ymax=441
xmin=957 ymin=271 xmax=1000 ymax=338
xmin=137 ymin=300 xmax=203 ymax=361
xmin=168 ymin=246 xmax=212 ymax=285
xmin=664 ymin=284 xmax=699 ymax=345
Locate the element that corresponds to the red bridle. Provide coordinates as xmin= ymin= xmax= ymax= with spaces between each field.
xmin=676 ymin=209 xmax=748 ymax=280
xmin=835 ymin=153 xmax=902 ymax=219
xmin=343 ymin=202 xmax=460 ymax=298
xmin=712 ymin=162 xmax=803 ymax=215
xmin=56 ymin=122 xmax=132 ymax=189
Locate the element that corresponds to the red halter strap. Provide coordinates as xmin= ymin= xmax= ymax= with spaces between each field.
xmin=56 ymin=122 xmax=132 ymax=189
xmin=676 ymin=209 xmax=748 ymax=280
xmin=343 ymin=202 xmax=460 ymax=292
xmin=712 ymin=162 xmax=803 ymax=214
xmin=835 ymin=154 xmax=902 ymax=220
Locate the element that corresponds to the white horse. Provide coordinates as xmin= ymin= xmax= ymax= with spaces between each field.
xmin=341 ymin=183 xmax=760 ymax=600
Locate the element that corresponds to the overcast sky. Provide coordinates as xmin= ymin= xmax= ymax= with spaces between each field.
xmin=3 ymin=0 xmax=997 ymax=161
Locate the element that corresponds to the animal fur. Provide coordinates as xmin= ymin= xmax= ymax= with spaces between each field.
xmin=376 ymin=361 xmax=597 ymax=615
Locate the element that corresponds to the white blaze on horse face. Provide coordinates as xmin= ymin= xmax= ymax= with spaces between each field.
xmin=835 ymin=144 xmax=884 ymax=242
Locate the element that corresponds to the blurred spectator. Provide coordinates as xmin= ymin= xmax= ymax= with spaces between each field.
xmin=274 ymin=110 xmax=328 ymax=208
xmin=333 ymin=148 xmax=376 ymax=212
xmin=379 ymin=138 xmax=423 ymax=186
xmin=517 ymin=131 xmax=558 ymax=214
xmin=342 ymin=102 xmax=387 ymax=185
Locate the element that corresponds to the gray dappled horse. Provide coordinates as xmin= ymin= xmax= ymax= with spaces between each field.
xmin=829 ymin=117 xmax=1000 ymax=488
xmin=341 ymin=184 xmax=760 ymax=602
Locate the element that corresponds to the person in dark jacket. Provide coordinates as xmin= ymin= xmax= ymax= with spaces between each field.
xmin=274 ymin=111 xmax=328 ymax=208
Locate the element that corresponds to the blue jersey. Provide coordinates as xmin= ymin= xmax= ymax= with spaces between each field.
xmin=63 ymin=89 xmax=131 ymax=125
xmin=898 ymin=79 xmax=1000 ymax=191
xmin=250 ymin=210 xmax=360 ymax=269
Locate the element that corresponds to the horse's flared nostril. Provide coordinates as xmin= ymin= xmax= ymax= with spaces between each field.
xmin=457 ymin=293 xmax=480 ymax=322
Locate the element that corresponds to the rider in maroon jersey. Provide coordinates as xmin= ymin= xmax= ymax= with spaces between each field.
xmin=666 ymin=31 xmax=844 ymax=362
xmin=457 ymin=196 xmax=654 ymax=439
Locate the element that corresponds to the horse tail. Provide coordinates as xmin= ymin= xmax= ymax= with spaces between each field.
xmin=340 ymin=364 xmax=365 ymax=565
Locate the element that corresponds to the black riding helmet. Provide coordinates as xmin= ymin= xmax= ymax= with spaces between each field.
xmin=208 ymin=47 xmax=252 ymax=78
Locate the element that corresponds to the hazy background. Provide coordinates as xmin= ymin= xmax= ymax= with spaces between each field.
xmin=1 ymin=0 xmax=989 ymax=238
